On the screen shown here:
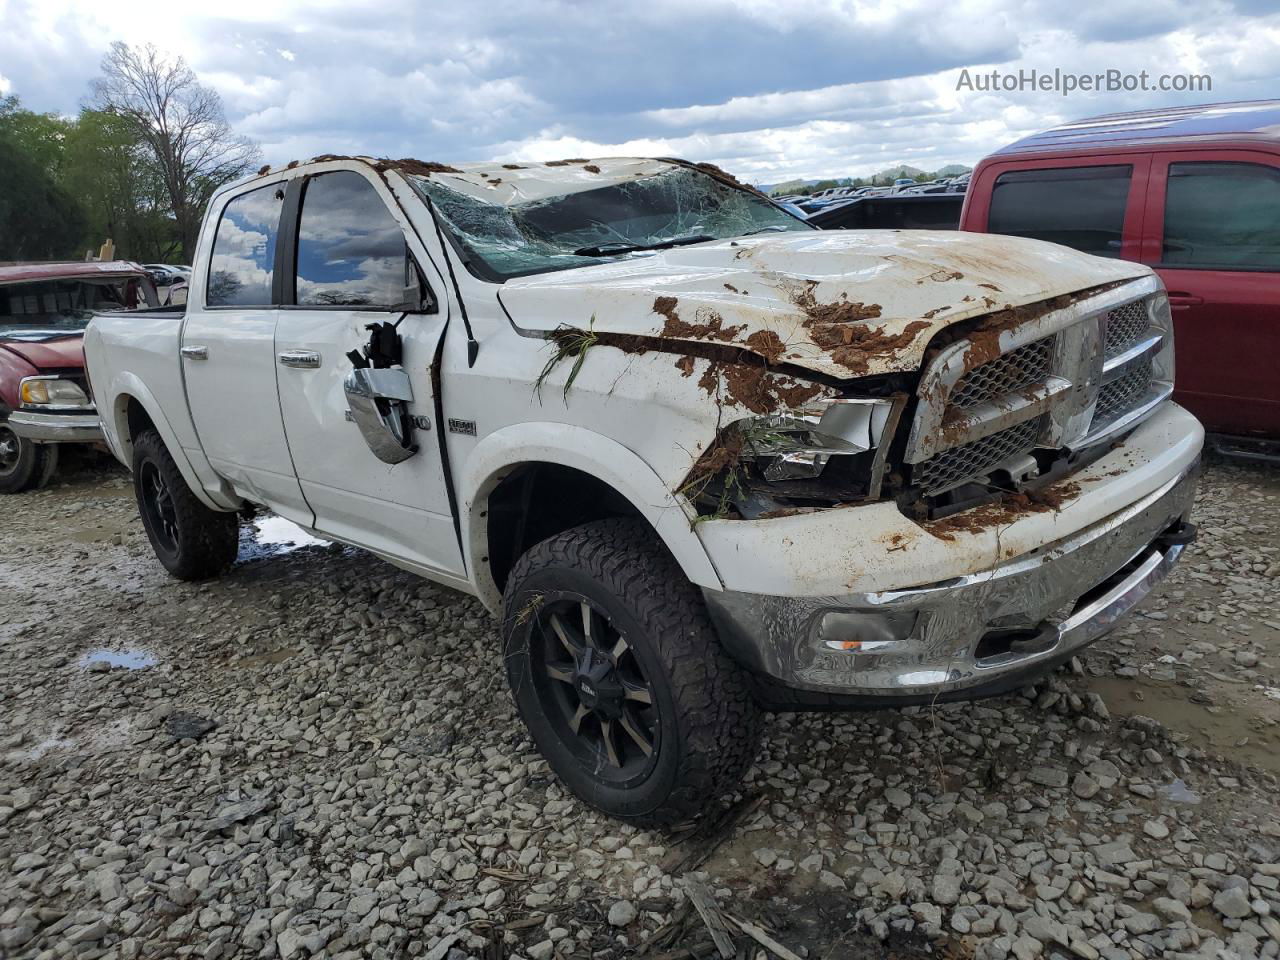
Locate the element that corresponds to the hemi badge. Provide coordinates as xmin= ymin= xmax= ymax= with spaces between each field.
xmin=447 ymin=418 xmax=477 ymax=436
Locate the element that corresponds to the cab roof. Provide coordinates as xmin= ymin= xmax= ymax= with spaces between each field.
xmin=994 ymin=99 xmax=1280 ymax=156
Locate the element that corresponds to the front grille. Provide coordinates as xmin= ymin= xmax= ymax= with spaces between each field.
xmin=1104 ymin=300 xmax=1148 ymax=359
xmin=1095 ymin=356 xmax=1153 ymax=424
xmin=914 ymin=419 xmax=1041 ymax=495
xmin=950 ymin=336 xmax=1053 ymax=409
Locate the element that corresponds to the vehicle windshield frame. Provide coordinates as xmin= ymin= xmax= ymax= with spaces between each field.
xmin=409 ymin=165 xmax=813 ymax=283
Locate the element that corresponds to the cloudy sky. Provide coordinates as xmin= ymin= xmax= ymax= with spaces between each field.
xmin=2 ymin=0 xmax=1278 ymax=184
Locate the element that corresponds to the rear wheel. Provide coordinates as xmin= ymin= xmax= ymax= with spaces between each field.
xmin=0 ymin=418 xmax=58 ymax=494
xmin=132 ymin=430 xmax=239 ymax=579
xmin=501 ymin=517 xmax=762 ymax=826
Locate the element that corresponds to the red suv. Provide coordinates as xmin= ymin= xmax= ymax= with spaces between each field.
xmin=962 ymin=100 xmax=1280 ymax=446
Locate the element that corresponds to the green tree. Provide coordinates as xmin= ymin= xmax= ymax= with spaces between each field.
xmin=0 ymin=94 xmax=73 ymax=177
xmin=0 ymin=135 xmax=87 ymax=259
xmin=62 ymin=109 xmax=181 ymax=262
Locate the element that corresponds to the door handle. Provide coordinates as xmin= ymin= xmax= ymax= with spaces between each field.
xmin=1166 ymin=293 xmax=1204 ymax=308
xmin=180 ymin=345 xmax=208 ymax=361
xmin=278 ymin=350 xmax=321 ymax=369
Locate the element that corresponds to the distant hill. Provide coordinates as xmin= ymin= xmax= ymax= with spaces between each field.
xmin=761 ymin=163 xmax=972 ymax=195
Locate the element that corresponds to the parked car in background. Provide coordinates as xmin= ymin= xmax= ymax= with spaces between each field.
xmin=962 ymin=100 xmax=1280 ymax=447
xmin=143 ymin=263 xmax=192 ymax=286
xmin=86 ymin=154 xmax=1199 ymax=823
xmin=0 ymin=261 xmax=158 ymax=492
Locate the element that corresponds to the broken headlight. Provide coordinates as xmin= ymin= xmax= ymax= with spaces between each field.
xmin=682 ymin=395 xmax=906 ymax=520
xmin=19 ymin=376 xmax=90 ymax=409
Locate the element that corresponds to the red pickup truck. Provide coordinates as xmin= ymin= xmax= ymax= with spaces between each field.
xmin=0 ymin=261 xmax=157 ymax=493
xmin=961 ymin=100 xmax=1280 ymax=447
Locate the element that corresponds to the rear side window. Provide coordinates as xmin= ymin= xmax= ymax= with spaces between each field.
xmin=294 ymin=171 xmax=411 ymax=307
xmin=987 ymin=165 xmax=1132 ymax=258
xmin=1163 ymin=162 xmax=1280 ymax=270
xmin=207 ymin=185 xmax=281 ymax=307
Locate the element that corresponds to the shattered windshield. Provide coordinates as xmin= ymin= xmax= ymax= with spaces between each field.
xmin=0 ymin=277 xmax=145 ymax=339
xmin=411 ymin=167 xmax=811 ymax=280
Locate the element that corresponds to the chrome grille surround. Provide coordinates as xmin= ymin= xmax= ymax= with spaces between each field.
xmin=905 ymin=276 xmax=1172 ymax=496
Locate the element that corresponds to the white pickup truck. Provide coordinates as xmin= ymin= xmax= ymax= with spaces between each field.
xmin=85 ymin=155 xmax=1202 ymax=825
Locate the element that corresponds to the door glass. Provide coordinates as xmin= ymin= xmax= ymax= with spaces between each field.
xmin=1163 ymin=162 xmax=1280 ymax=270
xmin=207 ymin=185 xmax=281 ymax=307
xmin=295 ymin=172 xmax=410 ymax=307
xmin=988 ymin=165 xmax=1132 ymax=257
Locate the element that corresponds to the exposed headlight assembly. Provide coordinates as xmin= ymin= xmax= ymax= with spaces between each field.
xmin=19 ymin=376 xmax=91 ymax=409
xmin=681 ymin=395 xmax=907 ymax=520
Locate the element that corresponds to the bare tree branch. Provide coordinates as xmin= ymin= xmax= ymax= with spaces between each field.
xmin=90 ymin=42 xmax=260 ymax=260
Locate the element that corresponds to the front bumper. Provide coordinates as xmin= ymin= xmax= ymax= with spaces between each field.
xmin=704 ymin=462 xmax=1198 ymax=708
xmin=7 ymin=409 xmax=103 ymax=444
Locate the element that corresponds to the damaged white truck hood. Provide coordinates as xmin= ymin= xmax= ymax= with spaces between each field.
xmin=499 ymin=230 xmax=1153 ymax=379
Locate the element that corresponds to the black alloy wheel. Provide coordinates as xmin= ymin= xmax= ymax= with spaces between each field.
xmin=529 ymin=596 xmax=659 ymax=783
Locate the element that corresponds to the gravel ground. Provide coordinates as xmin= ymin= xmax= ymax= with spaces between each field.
xmin=2 ymin=451 xmax=1278 ymax=960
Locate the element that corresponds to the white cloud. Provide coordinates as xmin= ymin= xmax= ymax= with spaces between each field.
xmin=1 ymin=0 xmax=1278 ymax=185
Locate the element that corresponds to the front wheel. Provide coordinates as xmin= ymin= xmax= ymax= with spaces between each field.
xmin=0 ymin=419 xmax=58 ymax=494
xmin=501 ymin=517 xmax=762 ymax=826
xmin=132 ymin=430 xmax=239 ymax=580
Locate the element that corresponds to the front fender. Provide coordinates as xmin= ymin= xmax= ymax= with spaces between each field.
xmin=104 ymin=372 xmax=241 ymax=512
xmin=460 ymin=422 xmax=723 ymax=610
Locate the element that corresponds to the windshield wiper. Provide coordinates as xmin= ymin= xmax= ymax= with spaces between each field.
xmin=741 ymin=225 xmax=791 ymax=235
xmin=573 ymin=234 xmax=716 ymax=258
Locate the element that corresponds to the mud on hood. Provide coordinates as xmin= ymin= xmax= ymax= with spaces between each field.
xmin=498 ymin=231 xmax=1152 ymax=379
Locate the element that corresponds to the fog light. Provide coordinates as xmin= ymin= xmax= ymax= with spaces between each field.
xmin=818 ymin=610 xmax=918 ymax=652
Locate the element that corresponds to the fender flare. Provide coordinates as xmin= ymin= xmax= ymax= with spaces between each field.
xmin=106 ymin=373 xmax=241 ymax=512
xmin=460 ymin=422 xmax=723 ymax=610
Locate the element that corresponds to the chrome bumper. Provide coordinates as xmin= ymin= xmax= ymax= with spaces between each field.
xmin=7 ymin=409 xmax=103 ymax=443
xmin=704 ymin=463 xmax=1198 ymax=707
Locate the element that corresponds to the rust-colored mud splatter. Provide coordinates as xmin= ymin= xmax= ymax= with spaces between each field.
xmin=501 ymin=163 xmax=525 ymax=170
xmin=744 ymin=330 xmax=786 ymax=363
xmin=674 ymin=355 xmax=696 ymax=377
xmin=583 ymin=164 xmax=601 ymax=173
xmin=788 ymin=283 xmax=932 ymax=374
xmin=922 ymin=306 xmax=949 ymax=319
xmin=653 ymin=297 xmax=747 ymax=344
xmin=698 ymin=361 xmax=826 ymax=415
xmin=257 ymin=164 xmax=271 ymax=176
xmin=379 ymin=159 xmax=462 ymax=177
xmin=924 ymin=481 xmax=1082 ymax=541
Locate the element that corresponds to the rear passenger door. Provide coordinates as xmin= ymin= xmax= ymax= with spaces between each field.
xmin=273 ymin=168 xmax=464 ymax=578
xmin=971 ymin=155 xmax=1151 ymax=261
xmin=1141 ymin=153 xmax=1280 ymax=435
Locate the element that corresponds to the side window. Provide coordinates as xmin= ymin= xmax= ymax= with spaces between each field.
xmin=1162 ymin=162 xmax=1280 ymax=270
xmin=207 ymin=185 xmax=281 ymax=307
xmin=295 ymin=171 xmax=421 ymax=308
xmin=988 ymin=165 xmax=1132 ymax=258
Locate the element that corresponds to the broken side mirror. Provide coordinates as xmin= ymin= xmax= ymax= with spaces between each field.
xmin=344 ymin=367 xmax=417 ymax=464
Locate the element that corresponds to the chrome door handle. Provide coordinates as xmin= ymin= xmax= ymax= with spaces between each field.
xmin=278 ymin=351 xmax=321 ymax=369
xmin=180 ymin=345 xmax=208 ymax=361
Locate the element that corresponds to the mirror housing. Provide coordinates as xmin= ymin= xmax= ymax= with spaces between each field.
xmin=344 ymin=367 xmax=417 ymax=464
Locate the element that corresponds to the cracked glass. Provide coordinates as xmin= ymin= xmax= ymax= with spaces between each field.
xmin=411 ymin=168 xmax=810 ymax=280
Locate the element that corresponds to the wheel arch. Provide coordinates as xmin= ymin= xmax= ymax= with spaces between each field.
xmin=460 ymin=423 xmax=722 ymax=611
xmin=106 ymin=376 xmax=240 ymax=512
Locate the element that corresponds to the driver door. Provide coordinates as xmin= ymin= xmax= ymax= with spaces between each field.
xmin=273 ymin=168 xmax=464 ymax=578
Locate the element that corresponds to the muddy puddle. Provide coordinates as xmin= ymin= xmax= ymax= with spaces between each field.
xmin=78 ymin=647 xmax=157 ymax=670
xmin=1088 ymin=674 xmax=1280 ymax=776
xmin=238 ymin=515 xmax=330 ymax=562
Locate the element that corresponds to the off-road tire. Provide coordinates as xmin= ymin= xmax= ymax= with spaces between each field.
xmin=0 ymin=417 xmax=58 ymax=494
xmin=501 ymin=517 xmax=762 ymax=827
xmin=132 ymin=429 xmax=239 ymax=580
